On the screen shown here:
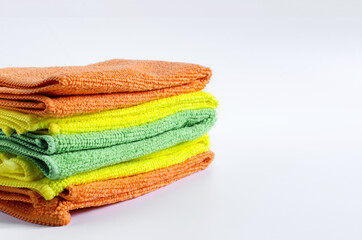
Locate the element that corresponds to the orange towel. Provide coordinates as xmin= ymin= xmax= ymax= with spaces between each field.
xmin=0 ymin=151 xmax=214 ymax=226
xmin=0 ymin=59 xmax=211 ymax=117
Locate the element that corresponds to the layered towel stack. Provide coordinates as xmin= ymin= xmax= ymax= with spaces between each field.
xmin=0 ymin=59 xmax=218 ymax=226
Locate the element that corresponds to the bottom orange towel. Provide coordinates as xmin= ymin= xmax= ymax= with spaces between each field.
xmin=0 ymin=151 xmax=214 ymax=226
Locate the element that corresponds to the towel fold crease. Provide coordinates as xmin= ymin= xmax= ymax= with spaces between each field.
xmin=0 ymin=59 xmax=211 ymax=117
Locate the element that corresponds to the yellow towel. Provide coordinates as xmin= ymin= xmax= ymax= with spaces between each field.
xmin=0 ymin=92 xmax=217 ymax=135
xmin=0 ymin=135 xmax=210 ymax=200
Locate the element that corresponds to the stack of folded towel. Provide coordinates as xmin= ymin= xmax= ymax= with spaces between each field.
xmin=0 ymin=59 xmax=218 ymax=226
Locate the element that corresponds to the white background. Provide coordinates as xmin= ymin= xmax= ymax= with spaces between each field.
xmin=1 ymin=0 xmax=362 ymax=239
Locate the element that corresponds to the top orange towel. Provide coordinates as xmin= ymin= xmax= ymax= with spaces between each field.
xmin=0 ymin=59 xmax=211 ymax=117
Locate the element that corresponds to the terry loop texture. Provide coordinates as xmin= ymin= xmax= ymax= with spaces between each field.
xmin=0 ymin=109 xmax=215 ymax=154
xmin=0 ymin=59 xmax=211 ymax=117
xmin=0 ymin=151 xmax=214 ymax=226
xmin=0 ymin=135 xmax=210 ymax=200
xmin=0 ymin=106 xmax=215 ymax=179
xmin=0 ymin=91 xmax=217 ymax=135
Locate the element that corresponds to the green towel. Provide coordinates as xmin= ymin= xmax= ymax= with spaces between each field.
xmin=0 ymin=109 xmax=216 ymax=180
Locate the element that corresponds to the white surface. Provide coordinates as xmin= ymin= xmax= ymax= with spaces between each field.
xmin=1 ymin=0 xmax=362 ymax=239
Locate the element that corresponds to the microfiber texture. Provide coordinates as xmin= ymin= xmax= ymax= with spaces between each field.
xmin=0 ymin=106 xmax=215 ymax=179
xmin=0 ymin=59 xmax=211 ymax=117
xmin=0 ymin=109 xmax=215 ymax=155
xmin=0 ymin=150 xmax=214 ymax=226
xmin=0 ymin=92 xmax=217 ymax=135
xmin=0 ymin=135 xmax=210 ymax=200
